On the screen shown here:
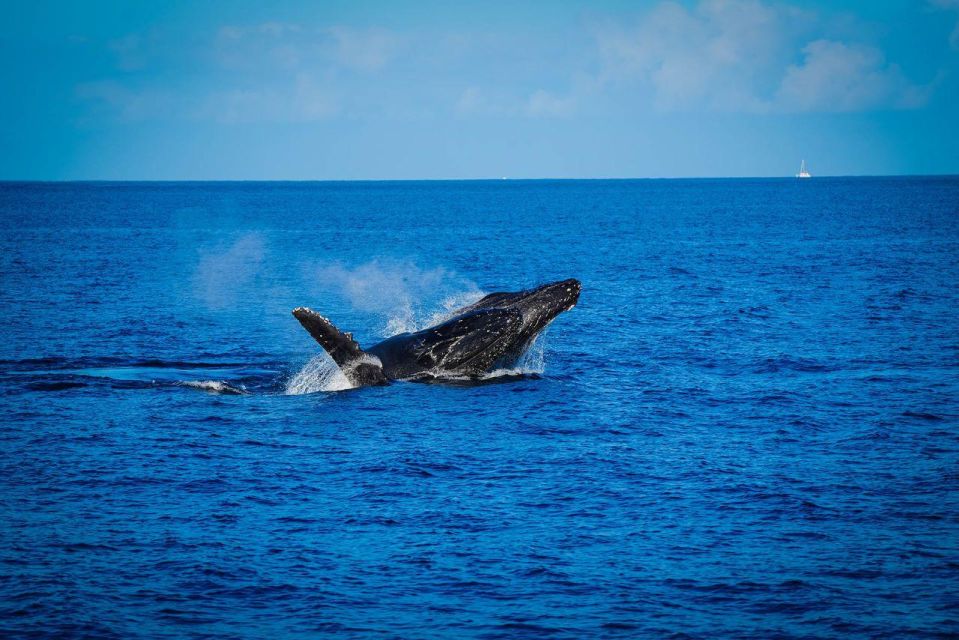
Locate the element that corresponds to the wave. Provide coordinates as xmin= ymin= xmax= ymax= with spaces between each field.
xmin=25 ymin=380 xmax=89 ymax=392
xmin=0 ymin=356 xmax=260 ymax=371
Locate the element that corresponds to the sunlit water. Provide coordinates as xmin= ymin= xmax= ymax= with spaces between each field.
xmin=1 ymin=179 xmax=958 ymax=638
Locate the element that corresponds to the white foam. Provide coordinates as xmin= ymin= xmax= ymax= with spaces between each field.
xmin=284 ymin=353 xmax=354 ymax=394
xmin=384 ymin=300 xmax=417 ymax=336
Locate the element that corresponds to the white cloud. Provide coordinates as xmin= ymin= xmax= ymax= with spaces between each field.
xmin=594 ymin=0 xmax=929 ymax=113
xmin=456 ymin=86 xmax=577 ymax=118
xmin=326 ymin=26 xmax=399 ymax=71
xmin=75 ymin=80 xmax=176 ymax=121
xmin=218 ymin=22 xmax=301 ymax=41
xmin=82 ymin=20 xmax=377 ymax=124
xmin=78 ymin=74 xmax=338 ymax=125
xmin=215 ymin=22 xmax=400 ymax=73
xmin=109 ymin=34 xmax=147 ymax=71
xmin=455 ymin=87 xmax=488 ymax=115
xmin=77 ymin=4 xmax=940 ymax=128
xmin=525 ymin=89 xmax=576 ymax=117
xmin=930 ymin=0 xmax=959 ymax=48
xmin=595 ymin=0 xmax=796 ymax=111
xmin=216 ymin=22 xmax=311 ymax=71
xmin=777 ymin=40 xmax=930 ymax=112
xmin=203 ymin=73 xmax=338 ymax=123
xmin=455 ymin=86 xmax=520 ymax=117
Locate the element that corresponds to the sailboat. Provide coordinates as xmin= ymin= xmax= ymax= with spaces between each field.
xmin=796 ymin=159 xmax=812 ymax=179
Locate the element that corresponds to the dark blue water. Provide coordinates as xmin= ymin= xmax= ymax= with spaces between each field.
xmin=1 ymin=178 xmax=958 ymax=638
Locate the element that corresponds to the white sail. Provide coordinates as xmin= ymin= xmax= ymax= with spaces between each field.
xmin=796 ymin=159 xmax=811 ymax=178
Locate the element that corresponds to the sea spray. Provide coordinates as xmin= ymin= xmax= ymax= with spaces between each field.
xmin=515 ymin=332 xmax=547 ymax=374
xmin=391 ymin=290 xmax=487 ymax=335
xmin=476 ymin=332 xmax=549 ymax=380
xmin=285 ymin=261 xmax=564 ymax=389
xmin=285 ymin=289 xmax=506 ymax=391
xmin=307 ymin=259 xmax=483 ymax=338
xmin=285 ymin=353 xmax=353 ymax=394
xmin=192 ymin=233 xmax=267 ymax=310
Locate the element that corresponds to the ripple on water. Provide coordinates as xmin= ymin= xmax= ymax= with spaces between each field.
xmin=2 ymin=179 xmax=959 ymax=638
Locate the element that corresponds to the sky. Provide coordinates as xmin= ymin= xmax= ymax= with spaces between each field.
xmin=2 ymin=0 xmax=958 ymax=179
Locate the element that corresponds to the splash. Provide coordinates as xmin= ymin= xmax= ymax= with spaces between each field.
xmin=308 ymin=259 xmax=483 ymax=337
xmin=286 ymin=260 xmax=557 ymax=390
xmin=284 ymin=353 xmax=353 ymax=394
xmin=192 ymin=233 xmax=267 ymax=310
xmin=515 ymin=332 xmax=548 ymax=374
xmin=393 ymin=290 xmax=487 ymax=335
xmin=288 ymin=260 xmax=487 ymax=393
xmin=287 ymin=327 xmax=548 ymax=392
xmin=477 ymin=331 xmax=549 ymax=379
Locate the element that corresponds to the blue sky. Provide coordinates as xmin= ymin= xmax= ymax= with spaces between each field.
xmin=3 ymin=0 xmax=958 ymax=179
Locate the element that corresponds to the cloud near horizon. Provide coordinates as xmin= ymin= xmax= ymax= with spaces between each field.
xmin=5 ymin=0 xmax=956 ymax=179
xmin=77 ymin=22 xmax=402 ymax=124
xmin=72 ymin=0 xmax=947 ymax=126
xmin=777 ymin=40 xmax=930 ymax=112
xmin=593 ymin=0 xmax=933 ymax=113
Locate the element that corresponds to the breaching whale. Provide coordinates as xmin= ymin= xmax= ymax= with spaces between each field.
xmin=292 ymin=278 xmax=581 ymax=387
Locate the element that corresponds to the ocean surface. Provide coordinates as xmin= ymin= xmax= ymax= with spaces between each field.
xmin=1 ymin=178 xmax=958 ymax=638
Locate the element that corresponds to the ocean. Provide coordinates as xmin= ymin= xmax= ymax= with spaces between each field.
xmin=1 ymin=178 xmax=958 ymax=638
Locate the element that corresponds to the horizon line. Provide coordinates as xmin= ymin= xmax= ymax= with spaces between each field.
xmin=2 ymin=173 xmax=958 ymax=183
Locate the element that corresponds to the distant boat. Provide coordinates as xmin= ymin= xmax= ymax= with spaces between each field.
xmin=796 ymin=159 xmax=812 ymax=179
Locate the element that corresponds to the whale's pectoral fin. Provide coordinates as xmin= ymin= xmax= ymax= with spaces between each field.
xmin=292 ymin=307 xmax=388 ymax=387
xmin=416 ymin=308 xmax=523 ymax=373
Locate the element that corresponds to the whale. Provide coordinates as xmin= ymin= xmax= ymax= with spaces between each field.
xmin=292 ymin=278 xmax=581 ymax=387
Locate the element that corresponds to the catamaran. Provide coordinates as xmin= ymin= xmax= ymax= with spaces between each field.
xmin=796 ymin=159 xmax=812 ymax=178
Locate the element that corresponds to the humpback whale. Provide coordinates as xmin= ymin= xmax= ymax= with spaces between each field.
xmin=292 ymin=278 xmax=581 ymax=387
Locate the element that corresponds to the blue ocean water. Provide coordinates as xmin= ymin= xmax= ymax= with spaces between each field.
xmin=1 ymin=178 xmax=958 ymax=638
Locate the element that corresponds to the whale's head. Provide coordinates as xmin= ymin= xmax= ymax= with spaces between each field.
xmin=459 ymin=278 xmax=581 ymax=360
